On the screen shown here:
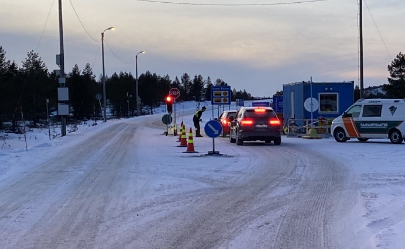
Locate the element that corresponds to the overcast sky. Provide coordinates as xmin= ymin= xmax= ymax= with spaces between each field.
xmin=1 ymin=0 xmax=404 ymax=96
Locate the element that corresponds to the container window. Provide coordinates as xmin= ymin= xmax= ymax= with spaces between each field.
xmin=319 ymin=93 xmax=338 ymax=113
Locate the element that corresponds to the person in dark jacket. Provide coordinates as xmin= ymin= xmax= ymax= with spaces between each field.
xmin=193 ymin=106 xmax=206 ymax=137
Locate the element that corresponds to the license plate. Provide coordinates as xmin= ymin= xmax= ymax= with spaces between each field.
xmin=256 ymin=124 xmax=267 ymax=128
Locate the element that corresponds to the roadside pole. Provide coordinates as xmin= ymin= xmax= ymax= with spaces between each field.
xmin=173 ymin=97 xmax=176 ymax=134
xmin=46 ymin=99 xmax=51 ymax=140
xmin=169 ymin=88 xmax=180 ymax=136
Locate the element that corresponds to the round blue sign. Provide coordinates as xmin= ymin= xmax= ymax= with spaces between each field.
xmin=162 ymin=114 xmax=172 ymax=125
xmin=204 ymin=120 xmax=223 ymax=138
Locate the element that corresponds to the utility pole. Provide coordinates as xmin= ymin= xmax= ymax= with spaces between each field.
xmin=359 ymin=0 xmax=364 ymax=98
xmin=135 ymin=51 xmax=145 ymax=116
xmin=102 ymin=31 xmax=107 ymax=122
xmin=58 ymin=0 xmax=68 ymax=136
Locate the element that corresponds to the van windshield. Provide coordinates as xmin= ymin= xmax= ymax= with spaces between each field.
xmin=345 ymin=105 xmax=361 ymax=118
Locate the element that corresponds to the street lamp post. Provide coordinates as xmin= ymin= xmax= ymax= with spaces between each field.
xmin=136 ymin=51 xmax=145 ymax=116
xmin=101 ymin=27 xmax=114 ymax=122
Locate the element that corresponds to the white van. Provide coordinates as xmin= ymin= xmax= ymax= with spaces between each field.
xmin=331 ymin=99 xmax=405 ymax=144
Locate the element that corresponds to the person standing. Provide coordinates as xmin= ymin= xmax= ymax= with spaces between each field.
xmin=193 ymin=106 xmax=206 ymax=137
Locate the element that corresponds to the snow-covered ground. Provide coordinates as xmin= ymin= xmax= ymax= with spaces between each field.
xmin=1 ymin=101 xmax=405 ymax=248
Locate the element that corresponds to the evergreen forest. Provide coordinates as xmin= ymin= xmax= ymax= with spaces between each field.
xmin=0 ymin=46 xmax=254 ymax=130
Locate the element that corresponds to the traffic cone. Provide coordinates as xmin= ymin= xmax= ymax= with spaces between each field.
xmin=177 ymin=122 xmax=183 ymax=142
xmin=184 ymin=128 xmax=198 ymax=153
xmin=173 ymin=123 xmax=178 ymax=136
xmin=178 ymin=126 xmax=187 ymax=147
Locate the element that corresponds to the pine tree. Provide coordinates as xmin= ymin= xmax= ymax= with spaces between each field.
xmin=0 ymin=46 xmax=10 ymax=75
xmin=19 ymin=50 xmax=52 ymax=124
xmin=215 ymin=78 xmax=227 ymax=86
xmin=204 ymin=76 xmax=213 ymax=101
xmin=190 ymin=75 xmax=204 ymax=102
xmin=0 ymin=46 xmax=11 ymax=128
xmin=181 ymin=73 xmax=192 ymax=101
xmin=384 ymin=52 xmax=405 ymax=98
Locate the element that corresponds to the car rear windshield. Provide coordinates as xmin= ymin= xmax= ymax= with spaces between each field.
xmin=244 ymin=109 xmax=276 ymax=118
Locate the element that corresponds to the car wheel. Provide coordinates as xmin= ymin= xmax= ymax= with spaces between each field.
xmin=389 ymin=129 xmax=403 ymax=144
xmin=236 ymin=132 xmax=243 ymax=145
xmin=334 ymin=128 xmax=347 ymax=142
xmin=357 ymin=138 xmax=369 ymax=142
xmin=230 ymin=131 xmax=236 ymax=143
xmin=274 ymin=137 xmax=281 ymax=145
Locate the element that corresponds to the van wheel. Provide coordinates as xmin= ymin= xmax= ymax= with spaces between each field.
xmin=357 ymin=138 xmax=369 ymax=142
xmin=389 ymin=129 xmax=403 ymax=144
xmin=334 ymin=128 xmax=347 ymax=142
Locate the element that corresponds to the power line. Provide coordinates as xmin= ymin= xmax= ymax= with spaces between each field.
xmin=93 ymin=45 xmax=101 ymax=71
xmin=16 ymin=0 xmax=57 ymax=116
xmin=136 ymin=0 xmax=328 ymax=6
xmin=36 ymin=0 xmax=56 ymax=51
xmin=364 ymin=0 xmax=392 ymax=60
xmin=68 ymin=0 xmax=135 ymax=65
xmin=68 ymin=0 xmax=100 ymax=42
xmin=104 ymin=40 xmax=135 ymax=64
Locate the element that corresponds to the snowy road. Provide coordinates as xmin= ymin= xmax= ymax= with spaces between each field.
xmin=0 ymin=114 xmax=363 ymax=249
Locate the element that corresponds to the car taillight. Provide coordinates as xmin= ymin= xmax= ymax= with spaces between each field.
xmin=222 ymin=119 xmax=228 ymax=125
xmin=255 ymin=107 xmax=266 ymax=113
xmin=241 ymin=119 xmax=254 ymax=126
xmin=269 ymin=119 xmax=281 ymax=126
xmin=254 ymin=108 xmax=266 ymax=113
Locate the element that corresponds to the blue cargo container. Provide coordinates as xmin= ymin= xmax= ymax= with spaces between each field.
xmin=283 ymin=81 xmax=354 ymax=127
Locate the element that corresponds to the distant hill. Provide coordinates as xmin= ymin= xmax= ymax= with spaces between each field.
xmin=364 ymin=85 xmax=386 ymax=97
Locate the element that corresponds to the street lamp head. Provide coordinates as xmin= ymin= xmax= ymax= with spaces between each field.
xmin=136 ymin=51 xmax=145 ymax=56
xmin=103 ymin=27 xmax=115 ymax=33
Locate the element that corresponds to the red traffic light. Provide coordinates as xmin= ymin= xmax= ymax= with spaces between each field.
xmin=166 ymin=95 xmax=173 ymax=113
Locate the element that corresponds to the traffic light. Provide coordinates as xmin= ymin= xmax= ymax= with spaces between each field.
xmin=166 ymin=95 xmax=173 ymax=113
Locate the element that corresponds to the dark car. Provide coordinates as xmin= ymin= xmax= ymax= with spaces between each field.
xmin=229 ymin=107 xmax=281 ymax=145
xmin=218 ymin=110 xmax=237 ymax=137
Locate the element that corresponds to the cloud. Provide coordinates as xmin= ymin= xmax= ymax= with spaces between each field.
xmin=1 ymin=0 xmax=404 ymax=97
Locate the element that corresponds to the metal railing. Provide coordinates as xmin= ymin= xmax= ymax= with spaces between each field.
xmin=285 ymin=118 xmax=331 ymax=138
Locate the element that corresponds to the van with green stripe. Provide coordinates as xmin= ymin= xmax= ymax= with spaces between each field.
xmin=331 ymin=99 xmax=405 ymax=144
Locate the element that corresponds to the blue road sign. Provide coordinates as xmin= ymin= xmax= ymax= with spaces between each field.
xmin=211 ymin=86 xmax=231 ymax=105
xmin=252 ymin=101 xmax=270 ymax=107
xmin=204 ymin=120 xmax=222 ymax=138
xmin=236 ymin=99 xmax=244 ymax=106
xmin=161 ymin=114 xmax=172 ymax=125
xmin=273 ymin=95 xmax=283 ymax=113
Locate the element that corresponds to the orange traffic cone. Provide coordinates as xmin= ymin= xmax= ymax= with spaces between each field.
xmin=173 ymin=123 xmax=178 ymax=136
xmin=184 ymin=128 xmax=198 ymax=153
xmin=177 ymin=121 xmax=183 ymax=142
xmin=178 ymin=126 xmax=187 ymax=147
